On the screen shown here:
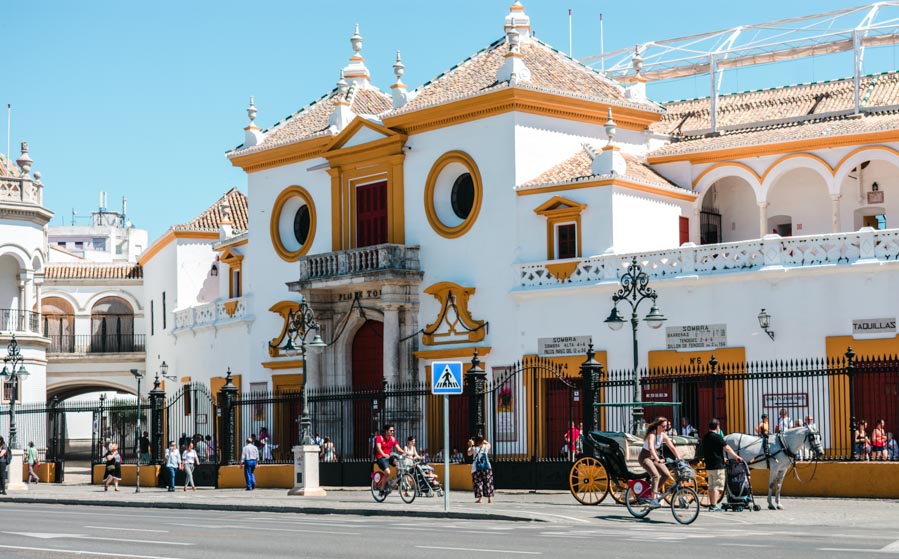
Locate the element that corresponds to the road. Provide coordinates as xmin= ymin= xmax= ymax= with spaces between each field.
xmin=0 ymin=502 xmax=897 ymax=558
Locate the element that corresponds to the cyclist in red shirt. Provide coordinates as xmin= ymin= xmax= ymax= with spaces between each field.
xmin=374 ymin=424 xmax=403 ymax=495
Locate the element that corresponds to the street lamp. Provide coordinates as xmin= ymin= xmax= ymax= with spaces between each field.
xmin=130 ymin=368 xmax=143 ymax=493
xmin=605 ymin=257 xmax=666 ymax=435
xmin=1 ymin=334 xmax=30 ymax=449
xmin=277 ymin=298 xmax=327 ymax=446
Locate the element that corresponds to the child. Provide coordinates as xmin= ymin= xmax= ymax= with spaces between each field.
xmin=887 ymin=432 xmax=898 ymax=461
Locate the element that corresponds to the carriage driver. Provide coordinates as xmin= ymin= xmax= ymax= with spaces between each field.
xmin=638 ymin=417 xmax=682 ymax=508
xmin=755 ymin=413 xmax=771 ymax=456
xmin=702 ymin=418 xmax=743 ymax=511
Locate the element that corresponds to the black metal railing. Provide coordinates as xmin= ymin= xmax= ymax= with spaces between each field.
xmin=46 ymin=334 xmax=145 ymax=353
xmin=0 ymin=309 xmax=40 ymax=333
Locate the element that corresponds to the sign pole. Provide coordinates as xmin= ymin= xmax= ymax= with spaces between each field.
xmin=443 ymin=394 xmax=450 ymax=512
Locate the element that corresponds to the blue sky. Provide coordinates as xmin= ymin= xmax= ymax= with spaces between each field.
xmin=2 ymin=1 xmax=891 ymax=241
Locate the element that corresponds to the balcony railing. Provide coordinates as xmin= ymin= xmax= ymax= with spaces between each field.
xmin=172 ymin=295 xmax=253 ymax=332
xmin=516 ymin=227 xmax=899 ymax=288
xmin=0 ymin=176 xmax=42 ymax=206
xmin=0 ymin=309 xmax=41 ymax=333
xmin=297 ymin=244 xmax=421 ymax=281
xmin=46 ymin=334 xmax=146 ymax=354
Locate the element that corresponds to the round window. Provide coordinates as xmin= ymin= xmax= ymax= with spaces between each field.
xmin=451 ymin=173 xmax=474 ymax=219
xmin=293 ymin=205 xmax=310 ymax=245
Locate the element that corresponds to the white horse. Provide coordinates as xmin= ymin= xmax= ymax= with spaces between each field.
xmin=725 ymin=426 xmax=823 ymax=510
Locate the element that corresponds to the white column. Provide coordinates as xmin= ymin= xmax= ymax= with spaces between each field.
xmin=34 ymin=279 xmax=42 ymax=315
xmin=758 ymin=201 xmax=770 ymax=238
xmin=383 ymin=305 xmax=400 ymax=384
xmin=692 ymin=206 xmax=701 ymax=245
xmin=831 ymin=194 xmax=842 ymax=233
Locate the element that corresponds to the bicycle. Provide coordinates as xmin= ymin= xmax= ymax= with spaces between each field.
xmin=624 ymin=460 xmax=701 ymax=525
xmin=371 ymin=454 xmax=417 ymax=504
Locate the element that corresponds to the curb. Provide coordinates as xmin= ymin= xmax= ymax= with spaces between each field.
xmin=1 ymin=497 xmax=542 ymax=523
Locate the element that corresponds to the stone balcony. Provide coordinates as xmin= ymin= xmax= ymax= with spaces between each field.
xmin=172 ymin=295 xmax=254 ymax=334
xmin=290 ymin=244 xmax=423 ymax=291
xmin=516 ymin=227 xmax=899 ymax=289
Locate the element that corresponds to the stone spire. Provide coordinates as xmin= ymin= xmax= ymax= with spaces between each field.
xmin=243 ymin=96 xmax=265 ymax=147
xmin=342 ymin=24 xmax=372 ymax=88
xmin=497 ymin=23 xmax=531 ymax=84
xmin=391 ymin=51 xmax=409 ymax=109
xmin=219 ymin=198 xmax=233 ymax=239
xmin=625 ymin=46 xmax=648 ymax=101
xmin=504 ymin=1 xmax=531 ymax=42
xmin=590 ymin=109 xmax=626 ymax=176
xmin=329 ymin=69 xmax=356 ymax=133
xmin=16 ymin=141 xmax=32 ymax=175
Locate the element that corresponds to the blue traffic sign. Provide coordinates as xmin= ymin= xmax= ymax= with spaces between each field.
xmin=431 ymin=361 xmax=464 ymax=395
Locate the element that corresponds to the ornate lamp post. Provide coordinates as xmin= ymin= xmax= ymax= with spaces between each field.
xmin=278 ymin=298 xmax=327 ymax=446
xmin=130 ymin=368 xmax=143 ymax=493
xmin=604 ymin=257 xmax=666 ymax=435
xmin=1 ymin=334 xmax=30 ymax=449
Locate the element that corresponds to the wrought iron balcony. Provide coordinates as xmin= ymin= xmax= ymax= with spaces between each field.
xmin=0 ymin=309 xmax=41 ymax=334
xmin=293 ymin=244 xmax=422 ymax=288
xmin=46 ymin=334 xmax=146 ymax=354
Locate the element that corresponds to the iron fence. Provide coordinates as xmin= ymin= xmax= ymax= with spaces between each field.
xmin=46 ymin=334 xmax=146 ymax=354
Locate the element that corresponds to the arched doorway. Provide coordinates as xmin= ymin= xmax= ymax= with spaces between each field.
xmin=42 ymin=296 xmax=75 ymax=352
xmin=351 ymin=320 xmax=383 ymax=456
xmin=90 ymin=296 xmax=134 ymax=352
xmin=700 ymin=177 xmax=757 ymax=244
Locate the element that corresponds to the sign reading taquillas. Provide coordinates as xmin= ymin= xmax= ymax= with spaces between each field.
xmin=852 ymin=318 xmax=896 ymax=335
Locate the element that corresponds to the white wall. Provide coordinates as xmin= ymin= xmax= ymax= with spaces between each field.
xmin=611 ymin=190 xmax=683 ymax=253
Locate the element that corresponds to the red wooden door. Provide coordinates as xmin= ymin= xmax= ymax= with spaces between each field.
xmin=679 ymin=216 xmax=690 ymax=246
xmin=356 ymin=181 xmax=388 ymax=247
xmin=352 ymin=320 xmax=384 ymax=457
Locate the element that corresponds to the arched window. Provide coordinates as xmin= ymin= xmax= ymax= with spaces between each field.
xmin=42 ymin=297 xmax=75 ymax=352
xmin=91 ymin=296 xmax=134 ymax=352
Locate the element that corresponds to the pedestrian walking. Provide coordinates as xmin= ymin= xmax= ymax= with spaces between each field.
xmin=205 ymin=435 xmax=215 ymax=463
xmin=182 ymin=440 xmax=198 ymax=491
xmin=240 ymin=437 xmax=259 ymax=490
xmin=103 ymin=443 xmax=122 ymax=492
xmin=467 ymin=436 xmax=494 ymax=504
xmin=195 ymin=434 xmax=208 ymax=463
xmin=0 ymin=436 xmax=8 ymax=495
xmin=320 ymin=436 xmax=337 ymax=462
xmin=164 ymin=441 xmax=181 ymax=492
xmin=139 ymin=431 xmax=151 ymax=465
xmin=25 ymin=441 xmax=40 ymax=484
xmin=701 ymin=419 xmax=742 ymax=511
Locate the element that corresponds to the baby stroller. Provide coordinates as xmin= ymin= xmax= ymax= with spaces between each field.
xmin=411 ymin=458 xmax=445 ymax=498
xmin=720 ymin=460 xmax=761 ymax=512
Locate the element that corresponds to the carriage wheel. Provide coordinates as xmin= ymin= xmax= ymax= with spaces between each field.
xmin=694 ymin=469 xmax=711 ymax=507
xmin=610 ymin=479 xmax=629 ymax=504
xmin=568 ymin=457 xmax=610 ymax=505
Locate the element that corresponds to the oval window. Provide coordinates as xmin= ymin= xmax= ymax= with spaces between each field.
xmin=293 ymin=205 xmax=310 ymax=245
xmin=451 ymin=173 xmax=475 ymax=220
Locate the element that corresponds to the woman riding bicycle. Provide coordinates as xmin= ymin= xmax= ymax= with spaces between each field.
xmin=638 ymin=416 xmax=682 ymax=508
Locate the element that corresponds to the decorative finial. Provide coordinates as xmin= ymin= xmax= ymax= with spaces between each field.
xmin=16 ymin=141 xmax=32 ymax=175
xmin=337 ymin=69 xmax=349 ymax=94
xmin=393 ymin=51 xmax=405 ymax=80
xmin=508 ymin=24 xmax=521 ymax=53
xmin=350 ymin=23 xmax=363 ymax=55
xmin=632 ymin=45 xmax=644 ymax=74
xmin=604 ymin=108 xmax=617 ymax=143
xmin=221 ymin=199 xmax=232 ymax=222
xmin=247 ymin=96 xmax=257 ymax=125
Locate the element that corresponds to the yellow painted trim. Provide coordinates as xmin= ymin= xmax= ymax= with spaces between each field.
xmin=422 ymin=282 xmax=487 ymax=346
xmin=261 ymin=359 xmax=304 ymax=371
xmin=518 ymin=177 xmax=697 ymax=201
xmin=268 ymin=300 xmax=300 ymax=357
xmin=323 ymin=116 xmax=403 ymax=153
xmin=270 ymin=185 xmax=317 ymax=262
xmin=223 ymin=300 xmax=239 ymax=317
xmin=423 ymin=151 xmax=484 ymax=238
xmin=138 ymin=231 xmax=220 ymax=266
xmin=691 ymin=161 xmax=762 ymax=190
xmin=760 ymin=152 xmax=835 ymax=183
xmin=533 ymin=195 xmax=587 ymax=260
xmin=833 ymin=144 xmax=899 ymax=174
xmin=384 ymin=87 xmax=661 ymax=135
xmin=647 ymin=129 xmax=899 ymax=165
xmin=229 ymin=135 xmax=332 ymax=173
xmin=413 ymin=346 xmax=492 ymax=360
xmin=545 ymin=261 xmax=580 ymax=282
xmin=215 ymin=238 xmax=249 ymax=252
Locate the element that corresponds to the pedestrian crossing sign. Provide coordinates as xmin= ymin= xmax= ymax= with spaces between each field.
xmin=431 ymin=361 xmax=464 ymax=395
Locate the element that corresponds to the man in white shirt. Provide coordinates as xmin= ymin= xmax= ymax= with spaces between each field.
xmin=240 ymin=437 xmax=259 ymax=490
xmin=775 ymin=409 xmax=791 ymax=434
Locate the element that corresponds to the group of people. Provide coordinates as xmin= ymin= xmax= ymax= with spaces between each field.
xmin=754 ymin=409 xmax=817 ymax=458
xmin=854 ymin=419 xmax=898 ymax=461
xmin=162 ymin=437 xmax=206 ymax=492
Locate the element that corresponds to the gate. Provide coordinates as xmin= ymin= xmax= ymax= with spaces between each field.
xmin=164 ymin=382 xmax=218 ymax=486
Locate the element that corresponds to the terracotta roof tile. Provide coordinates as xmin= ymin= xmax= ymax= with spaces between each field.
xmin=652 ymin=71 xmax=899 ymax=136
xmin=173 ymin=188 xmax=248 ymax=233
xmin=45 ymin=262 xmax=143 ymax=280
xmin=648 ymin=110 xmax=899 ymax=158
xmin=230 ymin=87 xmax=393 ymax=156
xmin=386 ymin=37 xmax=657 ymax=117
xmin=520 ymin=150 xmax=680 ymax=191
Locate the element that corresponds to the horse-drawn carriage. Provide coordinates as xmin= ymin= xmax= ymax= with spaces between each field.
xmin=569 ymin=430 xmax=710 ymax=507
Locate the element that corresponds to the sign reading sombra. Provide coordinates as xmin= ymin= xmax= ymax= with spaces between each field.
xmin=666 ymin=324 xmax=727 ymax=350
xmin=852 ymin=318 xmax=896 ymax=335
xmin=538 ymin=335 xmax=592 ymax=356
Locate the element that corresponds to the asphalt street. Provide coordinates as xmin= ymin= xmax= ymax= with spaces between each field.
xmin=0 ymin=502 xmax=897 ymax=558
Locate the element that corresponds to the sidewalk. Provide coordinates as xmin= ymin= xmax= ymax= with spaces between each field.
xmin=0 ymin=483 xmax=581 ymax=523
